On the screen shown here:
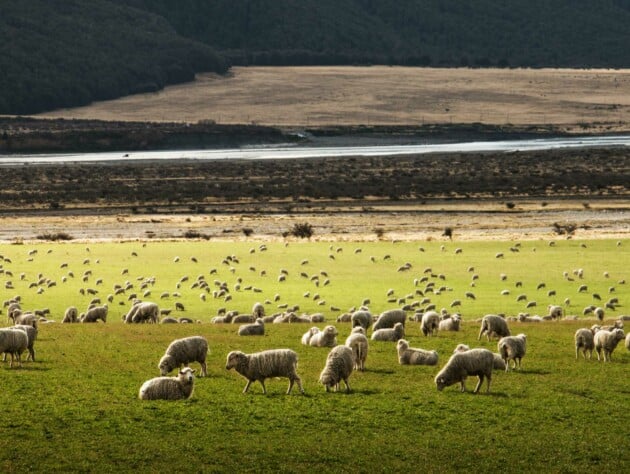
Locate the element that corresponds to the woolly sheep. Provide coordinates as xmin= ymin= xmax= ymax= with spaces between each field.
xmin=497 ymin=334 xmax=527 ymax=371
xmin=371 ymin=322 xmax=405 ymax=342
xmin=373 ymin=309 xmax=406 ymax=331
xmin=478 ymin=314 xmax=510 ymax=341
xmin=319 ymin=345 xmax=354 ymax=392
xmin=454 ymin=343 xmax=508 ymax=371
xmin=345 ymin=327 xmax=368 ymax=371
xmin=438 ymin=314 xmax=461 ymax=332
xmin=81 ymin=305 xmax=108 ymax=323
xmin=12 ymin=324 xmax=37 ymax=362
xmin=139 ymin=367 xmax=195 ymax=400
xmin=434 ymin=348 xmax=495 ymax=393
xmin=421 ymin=311 xmax=440 ymax=336
xmin=301 ymin=327 xmax=320 ymax=345
xmin=13 ymin=311 xmax=38 ymax=328
xmin=159 ymin=336 xmax=208 ymax=377
xmin=225 ymin=349 xmax=304 ymax=394
xmin=396 ymin=339 xmax=438 ymax=366
xmin=309 ymin=325 xmax=338 ymax=347
xmin=574 ymin=328 xmax=595 ymax=360
xmin=547 ymin=305 xmax=563 ymax=320
xmin=124 ymin=301 xmax=159 ymax=324
xmin=62 ymin=306 xmax=79 ymax=323
xmin=593 ymin=307 xmax=605 ymax=322
xmin=626 ymin=333 xmax=630 ymax=351
xmin=351 ymin=310 xmax=372 ymax=331
xmin=0 ymin=328 xmax=28 ymax=368
xmin=252 ymin=302 xmax=265 ymax=319
xmin=238 ymin=318 xmax=265 ymax=336
xmin=594 ymin=328 xmax=625 ymax=362
xmin=336 ymin=313 xmax=352 ymax=323
xmin=160 ymin=317 xmax=179 ymax=324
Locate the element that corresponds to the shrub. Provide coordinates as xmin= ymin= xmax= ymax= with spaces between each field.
xmin=289 ymin=222 xmax=314 ymax=239
xmin=36 ymin=232 xmax=73 ymax=241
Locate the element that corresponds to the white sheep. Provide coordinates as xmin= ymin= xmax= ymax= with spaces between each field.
xmin=309 ymin=325 xmax=338 ymax=347
xmin=574 ymin=328 xmax=595 ymax=360
xmin=547 ymin=304 xmax=563 ymax=320
xmin=301 ymin=327 xmax=320 ymax=345
xmin=453 ymin=343 xmax=505 ymax=370
xmin=497 ymin=334 xmax=527 ymax=371
xmin=626 ymin=333 xmax=630 ymax=351
xmin=351 ymin=310 xmax=372 ymax=331
xmin=225 ymin=349 xmax=304 ymax=394
xmin=478 ymin=314 xmax=510 ymax=341
xmin=345 ymin=327 xmax=368 ymax=371
xmin=252 ymin=302 xmax=265 ymax=319
xmin=438 ymin=314 xmax=461 ymax=332
xmin=13 ymin=324 xmax=37 ymax=362
xmin=371 ymin=322 xmax=405 ymax=342
xmin=62 ymin=306 xmax=79 ymax=323
xmin=319 ymin=345 xmax=354 ymax=392
xmin=372 ymin=309 xmax=406 ymax=331
xmin=594 ymin=328 xmax=625 ymax=362
xmin=124 ymin=301 xmax=159 ymax=323
xmin=593 ymin=307 xmax=605 ymax=322
xmin=434 ymin=348 xmax=495 ymax=393
xmin=421 ymin=310 xmax=440 ymax=336
xmin=80 ymin=305 xmax=108 ymax=323
xmin=158 ymin=336 xmax=208 ymax=377
xmin=396 ymin=339 xmax=438 ymax=366
xmin=238 ymin=318 xmax=265 ymax=336
xmin=0 ymin=327 xmax=28 ymax=368
xmin=138 ymin=367 xmax=195 ymax=400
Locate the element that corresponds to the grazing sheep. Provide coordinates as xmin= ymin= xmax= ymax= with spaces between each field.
xmin=159 ymin=336 xmax=208 ymax=377
xmin=238 ymin=318 xmax=265 ymax=336
xmin=547 ymin=305 xmax=563 ymax=320
xmin=0 ymin=327 xmax=28 ymax=368
xmin=372 ymin=309 xmax=406 ymax=331
xmin=575 ymin=328 xmax=595 ymax=360
xmin=309 ymin=325 xmax=338 ymax=347
xmin=309 ymin=313 xmax=325 ymax=323
xmin=225 ymin=349 xmax=304 ymax=394
xmin=345 ymin=327 xmax=368 ymax=371
xmin=351 ymin=310 xmax=372 ymax=331
xmin=301 ymin=327 xmax=320 ymax=345
xmin=319 ymin=345 xmax=354 ymax=392
xmin=81 ymin=305 xmax=108 ymax=323
xmin=421 ymin=311 xmax=440 ymax=336
xmin=139 ymin=367 xmax=195 ymax=401
xmin=434 ymin=348 xmax=495 ymax=393
xmin=497 ymin=334 xmax=527 ymax=371
xmin=594 ymin=328 xmax=625 ymax=362
xmin=124 ymin=301 xmax=159 ymax=324
xmin=62 ymin=306 xmax=79 ymax=323
xmin=160 ymin=317 xmax=179 ymax=324
xmin=396 ymin=339 xmax=438 ymax=366
xmin=438 ymin=314 xmax=461 ymax=332
xmin=336 ymin=313 xmax=352 ymax=323
xmin=478 ymin=314 xmax=511 ymax=341
xmin=453 ymin=343 xmax=505 ymax=370
xmin=371 ymin=322 xmax=405 ymax=342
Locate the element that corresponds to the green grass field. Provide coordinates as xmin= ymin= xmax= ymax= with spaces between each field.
xmin=0 ymin=238 xmax=628 ymax=473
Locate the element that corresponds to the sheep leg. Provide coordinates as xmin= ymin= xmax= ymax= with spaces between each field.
xmin=200 ymin=361 xmax=207 ymax=377
xmin=259 ymin=380 xmax=267 ymax=394
xmin=287 ymin=379 xmax=294 ymax=395
xmin=243 ymin=380 xmax=252 ymax=393
xmin=473 ymin=375 xmax=484 ymax=394
xmin=343 ymin=378 xmax=351 ymax=393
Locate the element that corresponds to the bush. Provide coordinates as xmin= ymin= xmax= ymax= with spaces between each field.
xmin=289 ymin=222 xmax=314 ymax=239
xmin=36 ymin=232 xmax=73 ymax=241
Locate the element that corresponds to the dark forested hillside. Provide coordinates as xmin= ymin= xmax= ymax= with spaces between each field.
xmin=2 ymin=0 xmax=630 ymax=115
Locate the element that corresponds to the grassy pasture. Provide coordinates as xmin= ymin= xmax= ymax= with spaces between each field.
xmin=0 ymin=239 xmax=628 ymax=473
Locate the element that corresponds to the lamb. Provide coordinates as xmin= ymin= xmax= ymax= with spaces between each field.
xmin=301 ymin=327 xmax=320 ymax=345
xmin=421 ymin=311 xmax=440 ymax=336
xmin=434 ymin=348 xmax=495 ymax=393
xmin=238 ymin=318 xmax=265 ymax=336
xmin=351 ymin=310 xmax=372 ymax=331
xmin=80 ymin=305 xmax=108 ymax=323
xmin=158 ymin=336 xmax=208 ymax=377
xmin=478 ymin=314 xmax=510 ymax=341
xmin=0 ymin=327 xmax=29 ymax=368
xmin=373 ymin=309 xmax=406 ymax=330
xmin=438 ymin=314 xmax=461 ymax=332
xmin=319 ymin=345 xmax=354 ymax=392
xmin=396 ymin=339 xmax=438 ymax=366
xmin=345 ymin=327 xmax=368 ymax=371
xmin=62 ymin=306 xmax=79 ymax=323
xmin=225 ymin=349 xmax=304 ymax=394
xmin=497 ymin=334 xmax=527 ymax=371
xmin=593 ymin=328 xmax=625 ymax=362
xmin=371 ymin=322 xmax=405 ymax=342
xmin=124 ymin=301 xmax=159 ymax=323
xmin=574 ymin=328 xmax=595 ymax=360
xmin=309 ymin=325 xmax=338 ymax=347
xmin=138 ymin=367 xmax=195 ymax=400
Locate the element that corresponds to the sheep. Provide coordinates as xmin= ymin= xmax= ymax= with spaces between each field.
xmin=160 ymin=317 xmax=179 ymax=324
xmin=252 ymin=302 xmax=265 ymax=319
xmin=497 ymin=334 xmax=527 ymax=371
xmin=309 ymin=313 xmax=325 ymax=323
xmin=438 ymin=314 xmax=461 ymax=332
xmin=13 ymin=311 xmax=38 ymax=328
xmin=319 ymin=345 xmax=354 ymax=392
xmin=81 ymin=305 xmax=108 ymax=323
xmin=593 ymin=328 xmax=625 ymax=362
xmin=158 ymin=336 xmax=208 ymax=377
xmin=593 ymin=307 xmax=605 ymax=322
xmin=371 ymin=322 xmax=405 ymax=342
xmin=0 ymin=327 xmax=29 ymax=368
xmin=351 ymin=310 xmax=372 ymax=331
xmin=372 ymin=309 xmax=406 ymax=331
xmin=138 ymin=367 xmax=196 ymax=401
xmin=62 ymin=306 xmax=79 ymax=323
xmin=434 ymin=348 xmax=495 ymax=393
xmin=478 ymin=314 xmax=511 ymax=341
xmin=301 ymin=327 xmax=320 ymax=345
xmin=396 ymin=339 xmax=438 ymax=366
xmin=626 ymin=333 xmax=630 ymax=351
xmin=225 ymin=349 xmax=304 ymax=394
xmin=575 ymin=328 xmax=595 ymax=360
xmin=336 ymin=313 xmax=352 ymax=323
xmin=238 ymin=318 xmax=265 ymax=336
xmin=345 ymin=327 xmax=368 ymax=371
xmin=420 ymin=310 xmax=440 ymax=336
xmin=547 ymin=305 xmax=563 ymax=320
xmin=309 ymin=325 xmax=338 ymax=347
xmin=124 ymin=301 xmax=159 ymax=324
xmin=232 ymin=314 xmax=255 ymax=324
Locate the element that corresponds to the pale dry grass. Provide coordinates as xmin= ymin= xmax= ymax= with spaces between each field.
xmin=39 ymin=66 xmax=630 ymax=131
